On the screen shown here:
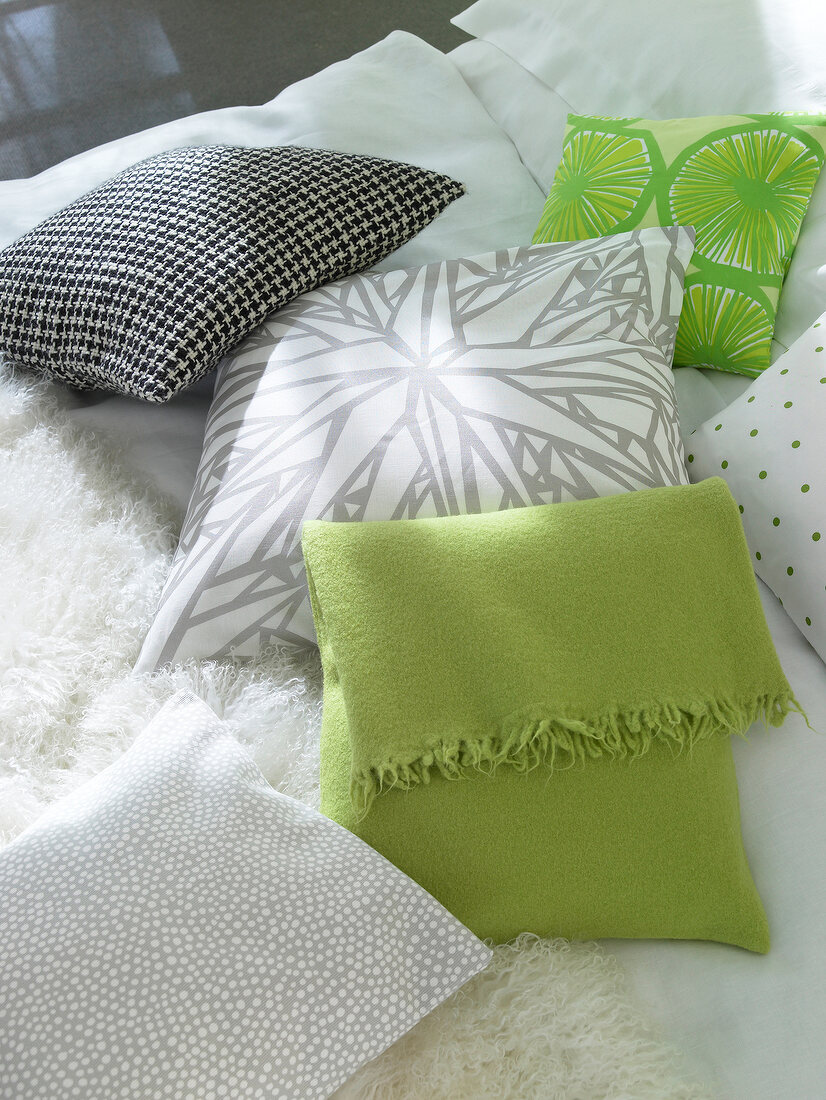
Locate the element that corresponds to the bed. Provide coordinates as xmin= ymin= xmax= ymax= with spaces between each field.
xmin=0 ymin=5 xmax=824 ymax=1097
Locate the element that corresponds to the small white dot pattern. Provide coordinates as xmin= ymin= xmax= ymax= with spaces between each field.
xmin=0 ymin=691 xmax=490 ymax=1099
xmin=0 ymin=144 xmax=464 ymax=402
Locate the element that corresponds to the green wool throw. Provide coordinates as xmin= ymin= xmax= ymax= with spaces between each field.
xmin=304 ymin=478 xmax=797 ymax=950
xmin=305 ymin=478 xmax=796 ymax=814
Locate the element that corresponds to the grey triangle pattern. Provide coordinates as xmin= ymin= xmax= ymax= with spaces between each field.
xmin=137 ymin=227 xmax=693 ymax=668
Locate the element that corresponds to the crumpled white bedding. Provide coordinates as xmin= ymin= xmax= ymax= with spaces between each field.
xmin=1 ymin=25 xmax=824 ymax=1100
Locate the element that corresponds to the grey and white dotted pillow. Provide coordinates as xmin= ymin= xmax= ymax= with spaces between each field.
xmin=0 ymin=691 xmax=490 ymax=1100
xmin=689 ymin=311 xmax=826 ymax=664
xmin=137 ymin=225 xmax=693 ymax=667
xmin=0 ymin=145 xmax=464 ymax=402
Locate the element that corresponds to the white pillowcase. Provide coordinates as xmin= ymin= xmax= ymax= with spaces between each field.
xmin=449 ymin=38 xmax=572 ymax=193
xmin=0 ymin=31 xmax=544 ymax=268
xmin=137 ymin=226 xmax=692 ymax=668
xmin=0 ymin=691 xmax=490 ymax=1100
xmin=450 ymin=0 xmax=826 ymax=355
xmin=452 ymin=0 xmax=826 ymax=117
xmin=689 ymin=314 xmax=826 ymax=663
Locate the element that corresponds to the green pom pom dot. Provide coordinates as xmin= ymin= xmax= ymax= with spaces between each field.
xmin=787 ymin=566 xmax=794 ymax=576
xmin=784 ymin=401 xmax=793 ymax=408
xmin=687 ymin=453 xmax=694 ymax=463
xmin=721 ymin=460 xmax=729 ymax=469
xmin=792 ymin=440 xmax=800 ymax=448
xmin=817 ymin=347 xmax=824 ymax=353
xmin=802 ymin=483 xmax=810 ymax=493
xmin=756 ymin=551 xmax=762 ymax=560
xmin=748 ymin=395 xmax=756 ymax=403
xmin=772 ymin=517 xmax=781 ymax=526
xmin=780 ymin=368 xmax=789 ymax=375
xmin=806 ymin=617 xmax=812 ymax=626
xmin=738 ymin=504 xmax=744 ymax=514
xmin=813 ymin=532 xmax=821 ymax=542
xmin=759 ymin=470 xmax=767 ymax=479
xmin=715 ymin=423 xmax=723 ymax=431
xmin=750 ymin=429 xmax=758 ymax=437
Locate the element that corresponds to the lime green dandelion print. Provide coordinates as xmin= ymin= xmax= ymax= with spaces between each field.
xmin=675 ymin=284 xmax=772 ymax=369
xmin=534 ymin=112 xmax=826 ymax=375
xmin=669 ymin=129 xmax=821 ymax=275
xmin=533 ymin=129 xmax=652 ymax=242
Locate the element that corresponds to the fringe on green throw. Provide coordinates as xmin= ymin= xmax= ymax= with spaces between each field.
xmin=303 ymin=480 xmax=801 ymax=823
xmin=349 ymin=690 xmax=802 ymax=816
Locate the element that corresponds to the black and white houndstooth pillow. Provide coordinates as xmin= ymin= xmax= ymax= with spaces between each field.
xmin=0 ymin=145 xmax=464 ymax=402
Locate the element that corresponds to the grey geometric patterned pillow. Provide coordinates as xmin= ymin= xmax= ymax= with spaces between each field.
xmin=0 ymin=691 xmax=490 ymax=1100
xmin=0 ymin=145 xmax=463 ymax=402
xmin=137 ymin=226 xmax=694 ymax=668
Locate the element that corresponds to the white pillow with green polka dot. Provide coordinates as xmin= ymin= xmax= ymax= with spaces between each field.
xmin=689 ymin=314 xmax=826 ymax=662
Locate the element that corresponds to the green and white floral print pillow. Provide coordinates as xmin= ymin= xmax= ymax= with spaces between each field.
xmin=534 ymin=113 xmax=826 ymax=376
xmin=688 ymin=312 xmax=826 ymax=663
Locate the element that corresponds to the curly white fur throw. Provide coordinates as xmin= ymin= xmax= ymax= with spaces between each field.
xmin=0 ymin=364 xmax=712 ymax=1099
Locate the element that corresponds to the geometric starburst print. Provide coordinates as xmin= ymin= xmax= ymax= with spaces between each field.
xmin=137 ymin=227 xmax=694 ymax=668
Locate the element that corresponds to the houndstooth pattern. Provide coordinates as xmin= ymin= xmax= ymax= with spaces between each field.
xmin=0 ymin=145 xmax=464 ymax=402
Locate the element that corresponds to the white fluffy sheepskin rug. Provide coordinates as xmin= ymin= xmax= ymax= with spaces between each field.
xmin=0 ymin=364 xmax=712 ymax=1099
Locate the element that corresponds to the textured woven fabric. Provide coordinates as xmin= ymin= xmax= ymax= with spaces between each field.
xmin=137 ymin=226 xmax=693 ymax=667
xmin=0 ymin=144 xmax=464 ymax=402
xmin=0 ymin=691 xmax=490 ymax=1100
xmin=307 ymin=479 xmax=796 ymax=949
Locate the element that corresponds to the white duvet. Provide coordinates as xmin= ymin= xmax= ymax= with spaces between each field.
xmin=1 ymin=25 xmax=824 ymax=1100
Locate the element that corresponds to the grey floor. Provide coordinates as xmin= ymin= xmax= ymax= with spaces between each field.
xmin=0 ymin=0 xmax=469 ymax=180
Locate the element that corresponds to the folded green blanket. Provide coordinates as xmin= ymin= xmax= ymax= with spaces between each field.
xmin=304 ymin=478 xmax=796 ymax=949
xmin=304 ymin=478 xmax=795 ymax=816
